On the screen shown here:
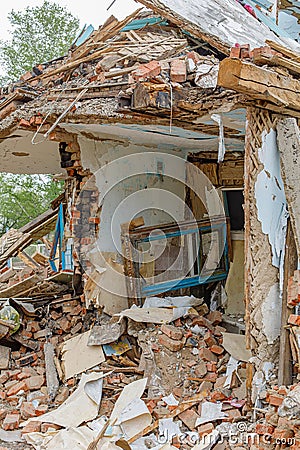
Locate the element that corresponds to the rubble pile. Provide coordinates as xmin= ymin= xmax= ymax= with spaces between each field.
xmin=0 ymin=291 xmax=254 ymax=449
xmin=249 ymin=384 xmax=300 ymax=450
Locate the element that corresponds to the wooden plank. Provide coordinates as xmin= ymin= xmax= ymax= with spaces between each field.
xmin=266 ymin=39 xmax=300 ymax=63
xmin=278 ymin=221 xmax=297 ymax=385
xmin=0 ymin=274 xmax=42 ymax=298
xmin=20 ymin=208 xmax=58 ymax=234
xmin=18 ymin=251 xmax=41 ymax=270
xmin=218 ymin=58 xmax=300 ymax=113
xmin=253 ymin=52 xmax=300 ymax=78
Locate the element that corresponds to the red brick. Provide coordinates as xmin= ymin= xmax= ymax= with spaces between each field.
xmin=199 ymin=348 xmax=218 ymax=363
xmin=17 ymin=372 xmax=31 ymax=381
xmin=197 ymin=422 xmax=214 ymax=437
xmin=230 ymin=47 xmax=241 ymax=58
xmin=278 ymin=386 xmax=288 ymax=396
xmin=132 ymin=60 xmax=161 ymax=81
xmin=255 ymin=423 xmax=274 ymax=435
xmin=19 ymin=119 xmax=31 ymax=128
xmin=203 ymin=372 xmax=218 ymax=383
xmin=222 ymin=408 xmax=242 ymax=422
xmin=178 ymin=408 xmax=199 ymax=430
xmin=170 ymin=59 xmax=187 ymax=83
xmin=21 ymin=421 xmax=41 ymax=434
xmin=194 ymin=361 xmax=207 ymax=378
xmin=57 ymin=317 xmax=72 ymax=333
xmin=20 ymin=71 xmax=33 ymax=81
xmin=0 ymin=409 xmax=7 ymax=420
xmin=210 ymin=345 xmax=224 ymax=355
xmin=17 ymin=353 xmax=38 ymax=366
xmin=7 ymin=380 xmax=28 ymax=397
xmin=207 ymin=311 xmax=223 ymax=325
xmin=40 ymin=423 xmax=61 ymax=433
xmin=192 ymin=316 xmax=213 ymax=330
xmin=206 ymin=361 xmax=217 ymax=372
xmin=278 ymin=416 xmax=292 ymax=428
xmin=273 ymin=428 xmax=294 ymax=440
xmin=35 ymin=404 xmax=48 ymax=416
xmin=25 ymin=375 xmax=44 ymax=391
xmin=186 ymin=51 xmax=201 ymax=64
xmin=7 ymin=369 xmax=21 ymax=380
xmin=267 ymin=393 xmax=284 ymax=407
xmin=34 ymin=329 xmax=48 ymax=339
xmin=204 ymin=331 xmax=217 ymax=347
xmin=26 ymin=321 xmax=41 ymax=333
xmin=0 ymin=371 xmax=9 ymax=384
xmin=288 ymin=314 xmax=300 ymax=326
xmin=161 ymin=324 xmax=183 ymax=341
xmin=158 ymin=334 xmax=184 ymax=352
xmin=20 ymin=402 xmax=36 ymax=420
xmin=210 ymin=390 xmax=228 ymax=402
xmin=214 ymin=325 xmax=226 ymax=336
xmin=2 ymin=413 xmax=20 ymax=430
xmin=21 ymin=330 xmax=33 ymax=339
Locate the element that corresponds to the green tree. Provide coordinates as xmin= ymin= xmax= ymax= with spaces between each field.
xmin=0 ymin=174 xmax=63 ymax=237
xmin=0 ymin=0 xmax=80 ymax=83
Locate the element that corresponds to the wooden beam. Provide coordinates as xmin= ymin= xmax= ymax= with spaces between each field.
xmin=278 ymin=221 xmax=297 ymax=386
xmin=266 ymin=39 xmax=300 ymax=63
xmin=218 ymin=58 xmax=300 ymax=114
xmin=253 ymin=52 xmax=300 ymax=78
xmin=277 ymin=117 xmax=300 ymax=258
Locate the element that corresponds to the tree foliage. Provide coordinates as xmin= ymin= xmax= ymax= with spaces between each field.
xmin=0 ymin=174 xmax=63 ymax=237
xmin=0 ymin=0 xmax=80 ymax=83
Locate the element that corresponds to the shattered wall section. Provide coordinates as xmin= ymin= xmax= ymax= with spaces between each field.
xmin=245 ymin=109 xmax=283 ymax=372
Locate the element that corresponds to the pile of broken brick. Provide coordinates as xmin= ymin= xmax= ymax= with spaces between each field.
xmin=229 ymin=40 xmax=300 ymax=81
xmin=0 ymin=289 xmax=298 ymax=449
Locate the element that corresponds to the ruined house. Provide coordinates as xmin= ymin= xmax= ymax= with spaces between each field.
xmin=0 ymin=0 xmax=300 ymax=448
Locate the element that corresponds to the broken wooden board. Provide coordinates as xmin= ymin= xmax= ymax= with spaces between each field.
xmin=218 ymin=58 xmax=300 ymax=114
xmin=0 ymin=274 xmax=42 ymax=298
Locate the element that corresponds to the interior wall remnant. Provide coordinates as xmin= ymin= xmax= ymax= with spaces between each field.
xmin=77 ymin=135 xmax=188 ymax=253
xmin=244 ymin=108 xmax=282 ymax=372
xmin=255 ymin=128 xmax=288 ymax=275
xmin=225 ymin=232 xmax=244 ymax=315
xmin=277 ymin=117 xmax=300 ymax=262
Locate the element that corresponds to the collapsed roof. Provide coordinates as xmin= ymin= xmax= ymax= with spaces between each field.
xmin=0 ymin=0 xmax=299 ymax=174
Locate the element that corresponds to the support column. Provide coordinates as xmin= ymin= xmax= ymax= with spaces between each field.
xmin=244 ymin=108 xmax=282 ymax=371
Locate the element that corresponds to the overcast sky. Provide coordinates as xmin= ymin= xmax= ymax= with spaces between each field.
xmin=0 ymin=0 xmax=138 ymax=41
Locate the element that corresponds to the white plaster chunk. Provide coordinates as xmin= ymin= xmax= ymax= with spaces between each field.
xmin=261 ymin=283 xmax=282 ymax=344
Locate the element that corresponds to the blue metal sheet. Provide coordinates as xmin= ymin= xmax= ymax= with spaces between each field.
xmin=121 ymin=17 xmax=169 ymax=31
xmin=72 ymin=24 xmax=94 ymax=48
xmin=141 ymin=272 xmax=228 ymax=296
